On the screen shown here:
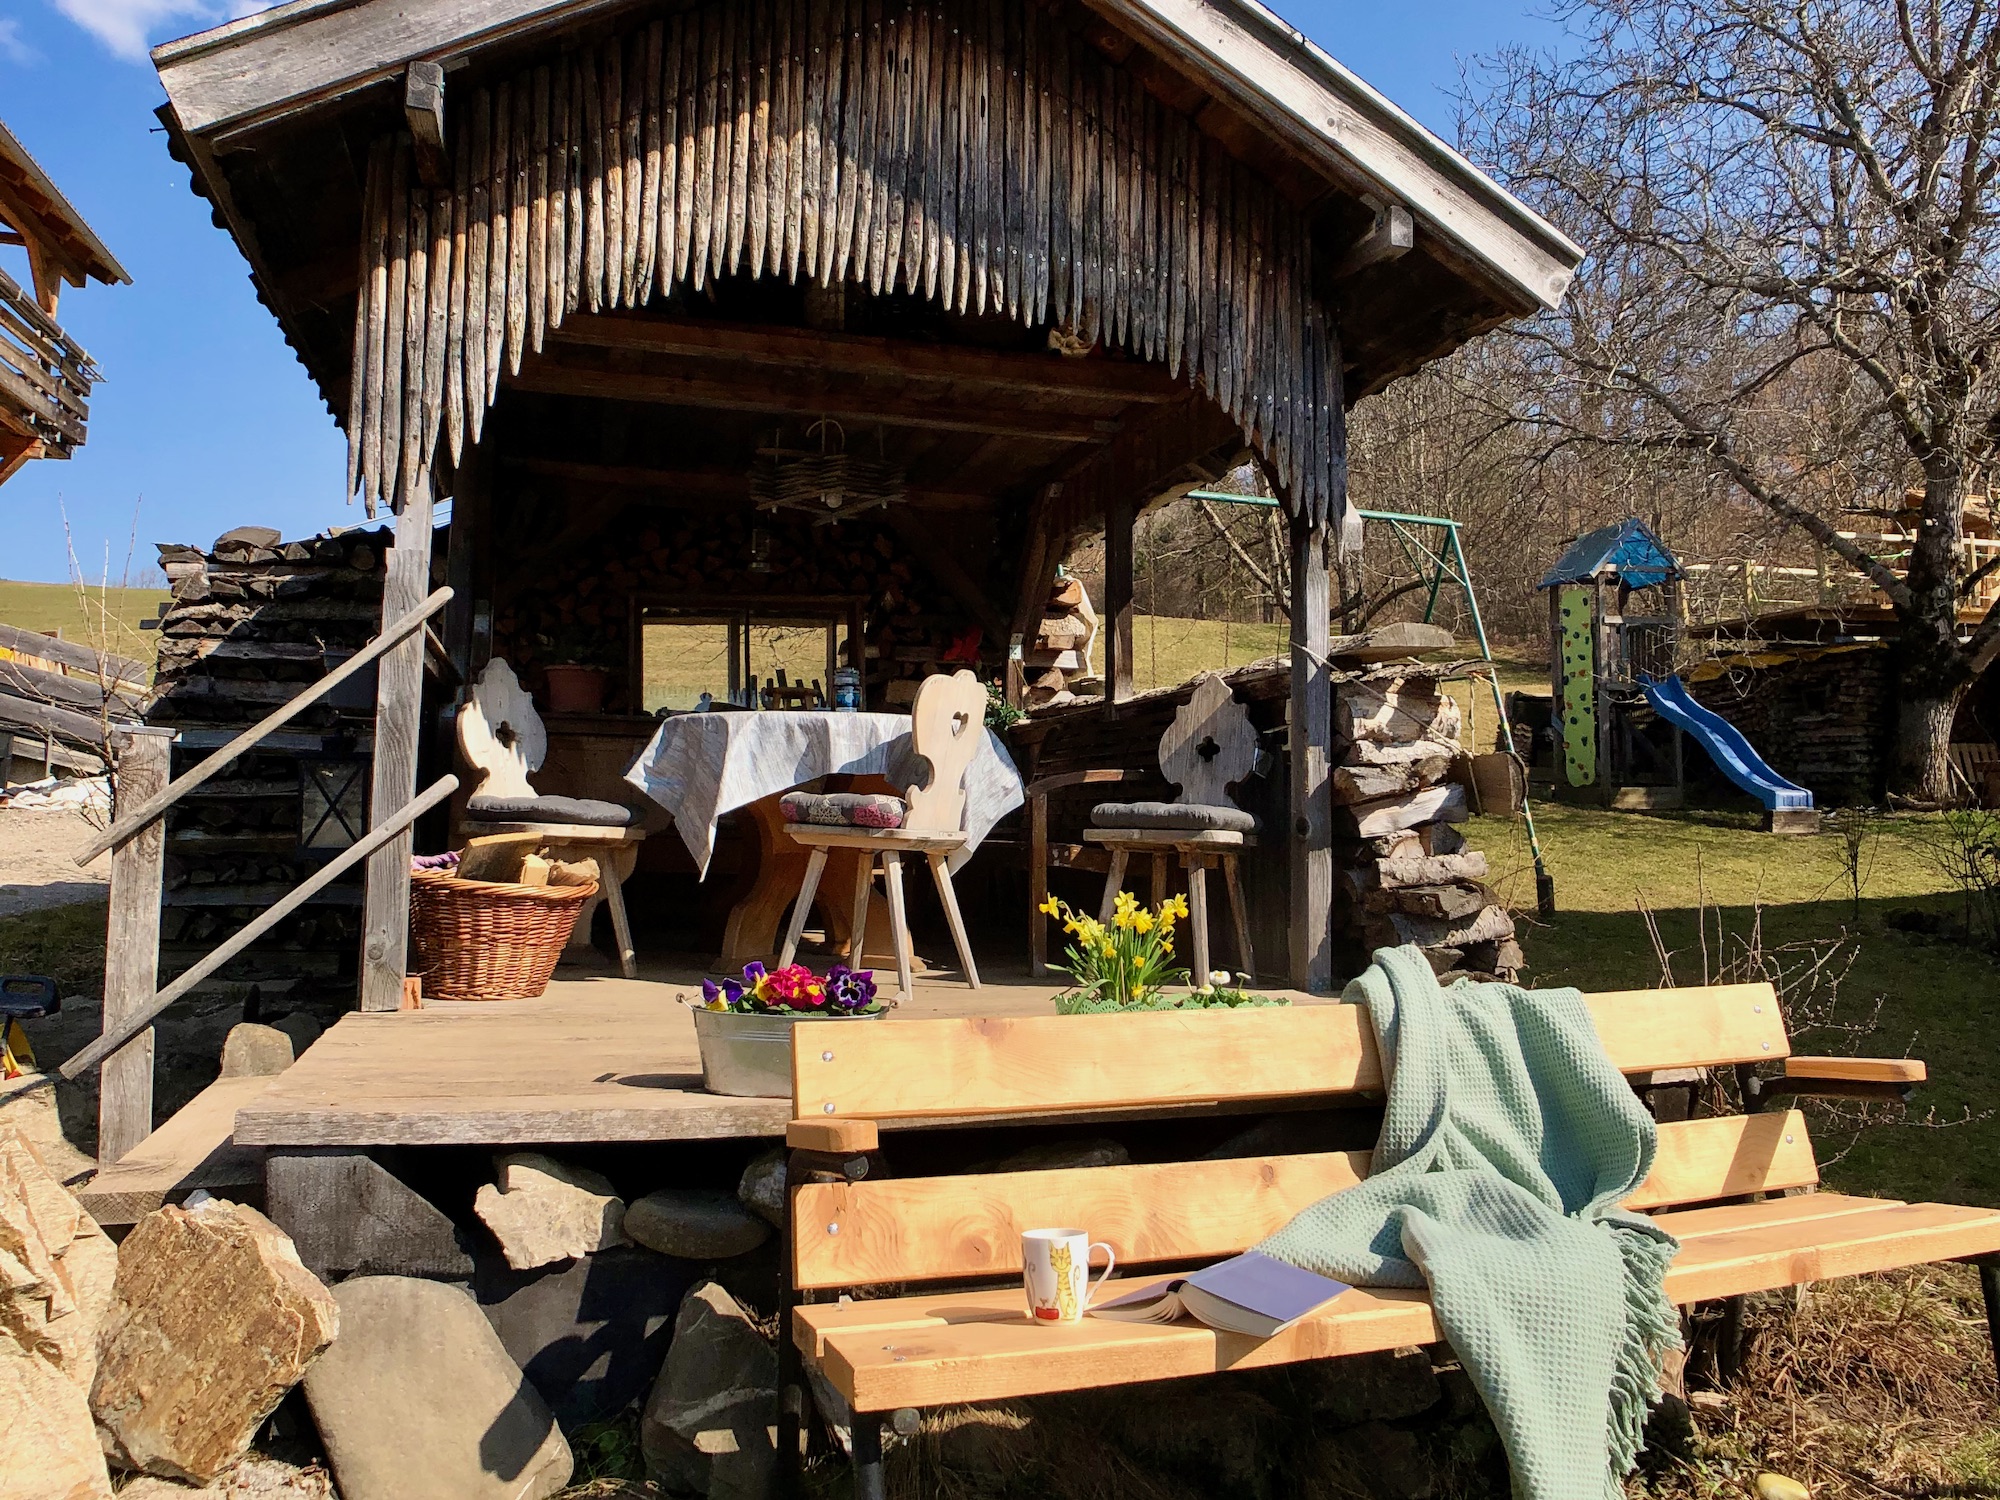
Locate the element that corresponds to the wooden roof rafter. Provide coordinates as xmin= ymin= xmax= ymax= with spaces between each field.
xmin=0 ymin=121 xmax=131 ymax=314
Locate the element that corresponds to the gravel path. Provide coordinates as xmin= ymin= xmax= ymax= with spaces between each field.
xmin=0 ymin=810 xmax=110 ymax=917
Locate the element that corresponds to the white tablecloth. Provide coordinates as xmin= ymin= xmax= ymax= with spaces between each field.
xmin=625 ymin=710 xmax=1024 ymax=876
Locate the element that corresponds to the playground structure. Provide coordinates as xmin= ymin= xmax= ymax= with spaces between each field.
xmin=1535 ymin=519 xmax=1816 ymax=832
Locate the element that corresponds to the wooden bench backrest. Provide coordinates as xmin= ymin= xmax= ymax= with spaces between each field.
xmin=791 ymin=984 xmax=1788 ymax=1122
xmin=902 ymin=669 xmax=987 ymax=834
xmin=787 ymin=983 xmax=1808 ymax=1292
xmin=1159 ymin=672 xmax=1258 ymax=807
xmin=789 ymin=1110 xmax=1819 ymax=1290
xmin=458 ymin=658 xmax=546 ymax=799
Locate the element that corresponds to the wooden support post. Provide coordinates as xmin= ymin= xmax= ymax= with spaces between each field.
xmin=1288 ymin=510 xmax=1334 ymax=992
xmin=100 ymin=727 xmax=174 ymax=1165
xmin=361 ymin=475 xmax=437 ymax=1011
xmin=1105 ymin=492 xmax=1135 ymax=704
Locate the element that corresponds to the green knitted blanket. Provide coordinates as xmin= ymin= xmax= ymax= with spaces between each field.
xmin=1258 ymin=946 xmax=1681 ymax=1500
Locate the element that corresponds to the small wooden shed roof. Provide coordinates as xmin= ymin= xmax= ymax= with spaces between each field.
xmin=151 ymin=0 xmax=1580 ymax=443
xmin=0 ymin=121 xmax=130 ymax=292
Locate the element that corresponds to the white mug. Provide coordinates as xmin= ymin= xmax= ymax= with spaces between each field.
xmin=1021 ymin=1228 xmax=1116 ymax=1323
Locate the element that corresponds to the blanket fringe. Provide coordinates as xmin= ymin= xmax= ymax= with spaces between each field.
xmin=1605 ymin=1222 xmax=1684 ymax=1496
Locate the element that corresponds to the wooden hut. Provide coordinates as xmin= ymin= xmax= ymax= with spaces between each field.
xmin=0 ymin=119 xmax=128 ymax=487
xmin=148 ymin=0 xmax=1580 ymax=1002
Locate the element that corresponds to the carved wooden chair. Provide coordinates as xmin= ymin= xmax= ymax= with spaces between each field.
xmin=1078 ymin=672 xmax=1260 ymax=985
xmin=776 ymin=670 xmax=987 ymax=1001
xmin=458 ymin=659 xmax=647 ymax=978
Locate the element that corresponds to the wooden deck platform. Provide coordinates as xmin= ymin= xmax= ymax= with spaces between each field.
xmin=231 ymin=957 xmax=1326 ymax=1148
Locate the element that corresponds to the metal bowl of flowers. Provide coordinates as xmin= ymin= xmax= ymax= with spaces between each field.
xmin=689 ymin=961 xmax=887 ymax=1097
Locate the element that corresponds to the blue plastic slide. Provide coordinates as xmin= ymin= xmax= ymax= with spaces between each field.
xmin=1639 ymin=675 xmax=1814 ymax=811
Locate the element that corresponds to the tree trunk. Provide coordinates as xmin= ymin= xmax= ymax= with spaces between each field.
xmin=1890 ymin=670 xmax=1965 ymax=805
xmin=1889 ymin=463 xmax=1974 ymax=804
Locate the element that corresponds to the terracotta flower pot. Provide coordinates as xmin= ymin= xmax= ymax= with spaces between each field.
xmin=543 ymin=663 xmax=609 ymax=714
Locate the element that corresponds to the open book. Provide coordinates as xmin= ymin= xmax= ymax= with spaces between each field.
xmin=1089 ymin=1252 xmax=1351 ymax=1339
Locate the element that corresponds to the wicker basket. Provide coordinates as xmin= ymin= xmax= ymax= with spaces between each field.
xmin=408 ymin=868 xmax=599 ymax=1001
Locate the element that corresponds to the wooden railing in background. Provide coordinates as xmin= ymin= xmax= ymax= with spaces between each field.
xmin=0 ymin=265 xmax=96 ymax=460
xmin=1682 ymin=533 xmax=2000 ymax=625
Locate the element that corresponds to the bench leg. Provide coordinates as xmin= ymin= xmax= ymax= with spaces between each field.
xmin=601 ymin=861 xmax=639 ymax=980
xmin=1186 ymin=859 xmax=1212 ymax=987
xmin=779 ymin=847 xmax=830 ymax=970
xmin=851 ymin=1413 xmax=886 ymax=1500
xmin=882 ymin=850 xmax=915 ymax=1002
xmin=927 ymin=852 xmax=980 ymax=989
xmin=1979 ymin=1259 xmax=2000 ymax=1376
xmin=849 ymin=853 xmax=874 ymax=967
xmin=1716 ymin=1295 xmax=1746 ymax=1384
xmin=1222 ymin=853 xmax=1256 ymax=980
xmin=1098 ymin=848 xmax=1129 ymax=925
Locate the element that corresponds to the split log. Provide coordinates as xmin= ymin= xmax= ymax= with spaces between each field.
xmin=1331 ymin=756 xmax=1457 ymax=806
xmin=1335 ymin=782 xmax=1468 ymax=839
xmin=1371 ymin=850 xmax=1490 ymax=890
xmin=1336 ymin=680 xmax=1463 ymax=746
xmin=1364 ymin=902 xmax=1514 ymax=952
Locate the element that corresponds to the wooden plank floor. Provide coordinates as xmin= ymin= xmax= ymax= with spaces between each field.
xmin=232 ymin=955 xmax=1324 ymax=1148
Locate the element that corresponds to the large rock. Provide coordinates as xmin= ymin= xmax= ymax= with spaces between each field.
xmin=304 ymin=1276 xmax=572 ymax=1500
xmin=475 ymin=1153 xmax=628 ymax=1270
xmin=476 ymin=1247 xmax=694 ymax=1428
xmin=736 ymin=1148 xmax=787 ymax=1227
xmin=0 ymin=1129 xmax=118 ymax=1393
xmin=93 ymin=1200 xmax=339 ymax=1483
xmin=219 ymin=1024 xmax=294 ymax=1079
xmin=0 ymin=1345 xmax=113 ymax=1499
xmin=0 ymin=1074 xmax=96 ymax=1185
xmin=640 ymin=1281 xmax=777 ymax=1498
xmin=624 ymin=1189 xmax=770 ymax=1260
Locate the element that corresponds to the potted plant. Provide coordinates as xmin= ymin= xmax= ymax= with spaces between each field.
xmin=537 ymin=627 xmax=619 ymax=714
xmin=1039 ymin=892 xmax=1287 ymax=1014
xmin=689 ymin=961 xmax=888 ymax=1096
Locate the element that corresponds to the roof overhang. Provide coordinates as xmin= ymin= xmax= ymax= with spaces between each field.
xmin=0 ymin=122 xmax=130 ymax=288
xmin=155 ymin=0 xmax=1579 ymax=317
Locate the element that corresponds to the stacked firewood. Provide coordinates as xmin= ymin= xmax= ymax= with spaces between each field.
xmin=1023 ymin=574 xmax=1101 ymax=708
xmin=152 ymin=525 xmax=391 ymax=727
xmin=146 ymin=525 xmax=395 ymax=1007
xmin=1333 ymin=671 xmax=1522 ymax=984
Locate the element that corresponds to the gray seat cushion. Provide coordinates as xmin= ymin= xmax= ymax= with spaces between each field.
xmin=1090 ymin=801 xmax=1257 ymax=834
xmin=467 ymin=794 xmax=635 ymax=827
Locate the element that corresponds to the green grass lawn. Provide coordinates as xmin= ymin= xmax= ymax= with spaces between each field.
xmin=1472 ymin=800 xmax=2000 ymax=1206
xmin=0 ymin=578 xmax=167 ymax=674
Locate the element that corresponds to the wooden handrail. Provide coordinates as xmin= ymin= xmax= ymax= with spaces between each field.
xmin=61 ymin=773 xmax=460 ymax=1081
xmin=73 ymin=586 xmax=453 ymax=866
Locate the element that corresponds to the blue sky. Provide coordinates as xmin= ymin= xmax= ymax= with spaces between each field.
xmin=0 ymin=0 xmax=1559 ymax=584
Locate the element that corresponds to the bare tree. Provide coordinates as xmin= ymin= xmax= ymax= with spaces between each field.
xmin=1469 ymin=0 xmax=2000 ymax=800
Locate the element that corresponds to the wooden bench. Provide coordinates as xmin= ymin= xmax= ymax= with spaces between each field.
xmin=772 ymin=985 xmax=1994 ymax=1498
